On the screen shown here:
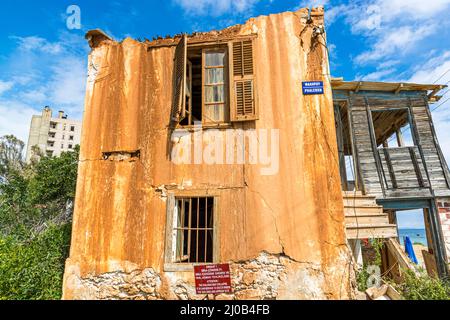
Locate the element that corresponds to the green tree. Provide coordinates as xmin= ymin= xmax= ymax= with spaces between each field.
xmin=0 ymin=135 xmax=79 ymax=299
xmin=0 ymin=224 xmax=72 ymax=300
xmin=28 ymin=145 xmax=79 ymax=205
xmin=0 ymin=135 xmax=25 ymax=182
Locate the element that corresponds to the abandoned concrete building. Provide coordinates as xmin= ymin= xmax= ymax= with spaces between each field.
xmin=62 ymin=7 xmax=449 ymax=300
xmin=25 ymin=106 xmax=82 ymax=163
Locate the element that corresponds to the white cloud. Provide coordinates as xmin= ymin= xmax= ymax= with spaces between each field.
xmin=327 ymin=0 xmax=450 ymax=66
xmin=0 ymin=100 xmax=37 ymax=143
xmin=7 ymin=34 xmax=87 ymax=117
xmin=0 ymin=32 xmax=88 ymax=147
xmin=0 ymin=80 xmax=14 ymax=96
xmin=173 ymin=0 xmax=261 ymax=16
xmin=405 ymin=52 xmax=450 ymax=163
xmin=297 ymin=0 xmax=329 ymax=8
xmin=375 ymin=0 xmax=450 ymax=21
xmin=324 ymin=4 xmax=345 ymax=25
xmin=20 ymin=89 xmax=47 ymax=104
xmin=355 ymin=25 xmax=436 ymax=64
xmin=407 ymin=51 xmax=450 ymax=84
xmin=356 ymin=68 xmax=396 ymax=81
xmin=10 ymin=36 xmax=63 ymax=55
xmin=48 ymin=56 xmax=86 ymax=113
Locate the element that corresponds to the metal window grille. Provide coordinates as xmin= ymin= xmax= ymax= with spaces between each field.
xmin=173 ymin=197 xmax=214 ymax=263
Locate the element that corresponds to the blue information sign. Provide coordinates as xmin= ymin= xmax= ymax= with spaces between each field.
xmin=302 ymin=81 xmax=324 ymax=95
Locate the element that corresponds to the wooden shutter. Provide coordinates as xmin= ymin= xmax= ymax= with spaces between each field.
xmin=229 ymin=40 xmax=257 ymax=121
xmin=171 ymin=34 xmax=187 ymax=122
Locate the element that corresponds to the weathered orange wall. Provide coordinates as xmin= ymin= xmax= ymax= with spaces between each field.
xmin=63 ymin=7 xmax=351 ymax=300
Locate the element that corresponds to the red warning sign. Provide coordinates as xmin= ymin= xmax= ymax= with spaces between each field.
xmin=194 ymin=264 xmax=232 ymax=294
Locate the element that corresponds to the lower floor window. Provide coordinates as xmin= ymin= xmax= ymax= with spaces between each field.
xmin=172 ymin=197 xmax=215 ymax=263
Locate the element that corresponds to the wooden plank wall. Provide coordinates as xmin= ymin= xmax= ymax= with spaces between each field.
xmin=349 ymin=95 xmax=384 ymax=196
xmin=410 ymin=98 xmax=450 ymax=197
xmin=347 ymin=93 xmax=450 ymax=199
xmin=378 ymin=147 xmax=428 ymax=189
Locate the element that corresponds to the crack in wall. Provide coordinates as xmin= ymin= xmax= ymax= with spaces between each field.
xmin=247 ymin=186 xmax=286 ymax=254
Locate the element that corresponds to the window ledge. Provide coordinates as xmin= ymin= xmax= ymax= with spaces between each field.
xmin=175 ymin=123 xmax=233 ymax=131
xmin=164 ymin=262 xmax=217 ymax=272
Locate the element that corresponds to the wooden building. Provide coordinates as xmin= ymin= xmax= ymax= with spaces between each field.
xmin=332 ymin=79 xmax=450 ymax=278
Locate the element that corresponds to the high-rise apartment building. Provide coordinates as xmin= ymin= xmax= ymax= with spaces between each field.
xmin=25 ymin=106 xmax=82 ymax=162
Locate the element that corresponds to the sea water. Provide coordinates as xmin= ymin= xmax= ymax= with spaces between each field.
xmin=398 ymin=228 xmax=428 ymax=247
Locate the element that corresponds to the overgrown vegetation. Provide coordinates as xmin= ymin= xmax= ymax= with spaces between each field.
xmin=355 ymin=239 xmax=384 ymax=292
xmin=396 ymin=270 xmax=450 ymax=300
xmin=0 ymin=224 xmax=72 ymax=300
xmin=356 ymin=266 xmax=371 ymax=292
xmin=355 ymin=237 xmax=450 ymax=300
xmin=0 ymin=135 xmax=79 ymax=300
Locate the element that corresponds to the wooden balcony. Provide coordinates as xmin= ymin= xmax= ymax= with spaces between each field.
xmin=343 ymin=191 xmax=397 ymax=239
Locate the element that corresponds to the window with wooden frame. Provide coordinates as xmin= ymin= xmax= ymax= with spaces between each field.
xmin=203 ymin=49 xmax=228 ymax=124
xmin=165 ymin=194 xmax=218 ymax=271
xmin=172 ymin=35 xmax=257 ymax=127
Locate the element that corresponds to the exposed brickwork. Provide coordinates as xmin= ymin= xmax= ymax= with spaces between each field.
xmin=437 ymin=198 xmax=450 ymax=263
xmin=64 ymin=252 xmax=352 ymax=300
xmin=64 ymin=267 xmax=162 ymax=300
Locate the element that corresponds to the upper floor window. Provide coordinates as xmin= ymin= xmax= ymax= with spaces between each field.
xmin=70 ymin=126 xmax=75 ymax=132
xmin=204 ymin=50 xmax=227 ymax=124
xmin=172 ymin=35 xmax=257 ymax=127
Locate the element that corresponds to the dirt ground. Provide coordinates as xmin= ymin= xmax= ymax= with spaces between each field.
xmin=413 ymin=244 xmax=428 ymax=268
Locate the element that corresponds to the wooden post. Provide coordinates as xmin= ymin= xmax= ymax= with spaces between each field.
xmin=334 ymin=104 xmax=348 ymax=189
xmin=347 ymin=97 xmax=362 ymax=192
xmin=365 ymin=97 xmax=387 ymax=197
xmin=396 ymin=129 xmax=404 ymax=147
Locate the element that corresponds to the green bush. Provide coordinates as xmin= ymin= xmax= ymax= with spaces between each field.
xmin=0 ymin=136 xmax=78 ymax=300
xmin=27 ymin=148 xmax=79 ymax=205
xmin=0 ymin=223 xmax=72 ymax=300
xmin=356 ymin=266 xmax=371 ymax=292
xmin=398 ymin=270 xmax=450 ymax=300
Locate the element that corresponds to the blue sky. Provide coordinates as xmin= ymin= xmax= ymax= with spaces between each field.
xmin=0 ymin=0 xmax=449 ymax=227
